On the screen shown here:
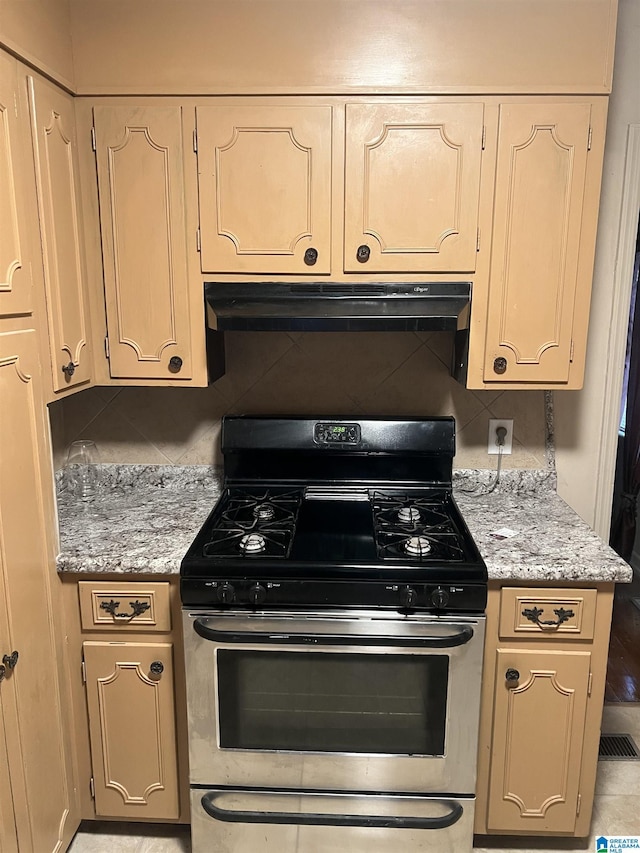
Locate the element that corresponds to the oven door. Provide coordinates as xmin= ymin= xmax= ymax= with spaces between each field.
xmin=182 ymin=609 xmax=485 ymax=794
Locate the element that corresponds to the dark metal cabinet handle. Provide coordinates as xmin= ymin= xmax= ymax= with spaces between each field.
xmin=505 ymin=668 xmax=520 ymax=685
xmin=62 ymin=361 xmax=76 ymax=378
xmin=522 ymin=606 xmax=575 ymax=628
xmin=303 ymin=247 xmax=318 ymax=266
xmin=150 ymin=661 xmax=164 ymax=675
xmin=2 ymin=651 xmax=18 ymax=670
xmin=99 ymin=599 xmax=151 ymax=619
xmin=168 ymin=356 xmax=183 ymax=373
xmin=356 ymin=244 xmax=371 ymax=263
xmin=0 ymin=665 xmax=5 ymax=683
xmin=493 ymin=356 xmax=507 ymax=374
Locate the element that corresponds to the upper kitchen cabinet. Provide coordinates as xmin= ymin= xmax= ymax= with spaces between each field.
xmin=196 ymin=104 xmax=333 ymax=274
xmin=28 ymin=74 xmax=92 ymax=395
xmin=477 ymin=100 xmax=608 ymax=388
xmin=0 ymin=52 xmax=34 ymax=318
xmin=344 ymin=103 xmax=484 ymax=273
xmin=92 ymin=105 xmax=201 ymax=382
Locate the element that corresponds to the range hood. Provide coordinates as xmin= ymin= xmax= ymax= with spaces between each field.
xmin=204 ymin=281 xmax=471 ymax=333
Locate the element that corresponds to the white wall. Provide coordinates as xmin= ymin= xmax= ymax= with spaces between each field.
xmin=555 ymin=0 xmax=640 ymax=538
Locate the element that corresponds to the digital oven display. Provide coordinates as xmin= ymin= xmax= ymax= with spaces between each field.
xmin=314 ymin=422 xmax=361 ymax=445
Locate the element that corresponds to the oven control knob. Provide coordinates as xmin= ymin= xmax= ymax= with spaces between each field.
xmin=217 ymin=583 xmax=236 ymax=605
xmin=399 ymin=586 xmax=418 ymax=608
xmin=248 ymin=583 xmax=267 ymax=606
xmin=430 ymin=587 xmax=449 ymax=610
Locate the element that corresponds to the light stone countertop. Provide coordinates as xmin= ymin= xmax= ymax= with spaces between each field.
xmin=55 ymin=465 xmax=632 ymax=583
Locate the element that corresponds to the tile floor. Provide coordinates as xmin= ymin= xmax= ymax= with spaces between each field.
xmin=68 ymin=704 xmax=640 ymax=853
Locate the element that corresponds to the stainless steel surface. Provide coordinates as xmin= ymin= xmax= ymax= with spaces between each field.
xmin=183 ymin=608 xmax=485 ymax=793
xmin=190 ymin=788 xmax=476 ymax=853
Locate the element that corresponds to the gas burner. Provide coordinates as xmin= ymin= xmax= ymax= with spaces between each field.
xmin=253 ymin=503 xmax=276 ymax=521
xmin=239 ymin=533 xmax=266 ymax=554
xmin=398 ymin=505 xmax=421 ymax=524
xmin=403 ymin=536 xmax=432 ymax=556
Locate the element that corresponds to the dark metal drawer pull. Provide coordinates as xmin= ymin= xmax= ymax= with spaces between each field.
xmin=2 ymin=651 xmax=18 ymax=670
xmin=100 ymin=599 xmax=151 ymax=619
xmin=201 ymin=792 xmax=463 ymax=830
xmin=522 ymin=606 xmax=575 ymax=628
xmin=0 ymin=665 xmax=5 ymax=683
xmin=193 ymin=619 xmax=473 ymax=648
xmin=62 ymin=361 xmax=76 ymax=378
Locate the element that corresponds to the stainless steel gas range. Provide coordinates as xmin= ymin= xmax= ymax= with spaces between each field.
xmin=180 ymin=416 xmax=487 ymax=852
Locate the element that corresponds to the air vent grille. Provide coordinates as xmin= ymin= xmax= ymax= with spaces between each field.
xmin=289 ymin=284 xmax=387 ymax=296
xmin=599 ymin=733 xmax=640 ymax=760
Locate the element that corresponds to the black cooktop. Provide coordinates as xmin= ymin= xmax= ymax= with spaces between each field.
xmin=180 ymin=417 xmax=487 ymax=612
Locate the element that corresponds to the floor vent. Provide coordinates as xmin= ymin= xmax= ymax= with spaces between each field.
xmin=599 ymin=733 xmax=640 ymax=760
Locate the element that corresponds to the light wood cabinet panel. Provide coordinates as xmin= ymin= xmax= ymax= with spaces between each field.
xmin=487 ymin=648 xmax=590 ymax=833
xmin=93 ymin=105 xmax=194 ymax=380
xmin=498 ymin=587 xmax=597 ymax=641
xmin=28 ymin=75 xmax=92 ymax=393
xmin=0 ymin=683 xmax=18 ymax=853
xmin=483 ymin=103 xmax=593 ymax=384
xmin=83 ymin=641 xmax=180 ymax=820
xmin=344 ymin=102 xmax=484 ymax=273
xmin=78 ymin=581 xmax=172 ymax=632
xmin=0 ymin=329 xmax=78 ymax=852
xmin=0 ymin=52 xmax=33 ymax=317
xmin=196 ymin=104 xmax=333 ymax=274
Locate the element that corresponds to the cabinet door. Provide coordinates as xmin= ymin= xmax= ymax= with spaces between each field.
xmin=93 ymin=106 xmax=193 ymax=380
xmin=28 ymin=76 xmax=92 ymax=393
xmin=344 ymin=102 xmax=484 ymax=273
xmin=0 ymin=697 xmax=18 ymax=853
xmin=197 ymin=104 xmax=332 ymax=274
xmin=0 ymin=329 xmax=78 ymax=852
xmin=487 ymin=648 xmax=590 ymax=834
xmin=83 ymin=641 xmax=180 ymax=819
xmin=483 ymin=103 xmax=592 ymax=384
xmin=0 ymin=52 xmax=33 ymax=317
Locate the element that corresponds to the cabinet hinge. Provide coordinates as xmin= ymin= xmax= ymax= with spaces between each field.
xmin=91 ymin=126 xmax=96 ymax=152
xmin=13 ymin=92 xmax=18 ymax=119
xmin=576 ymin=793 xmax=582 ymax=815
xmin=588 ymin=126 xmax=593 ymax=151
xmin=193 ymin=129 xmax=198 ymax=153
xmin=588 ymin=671 xmax=593 ymax=696
xmin=104 ymin=335 xmax=110 ymax=360
xmin=81 ymin=657 xmax=86 ymax=684
xmin=196 ymin=228 xmax=201 ymax=252
xmin=89 ymin=776 xmax=95 ymax=799
xmin=476 ymin=228 xmax=481 ymax=252
xmin=570 ymin=339 xmax=575 ymax=363
xmin=482 ymin=125 xmax=486 ymax=150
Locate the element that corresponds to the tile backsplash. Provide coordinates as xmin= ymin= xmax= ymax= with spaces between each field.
xmin=49 ymin=331 xmax=549 ymax=470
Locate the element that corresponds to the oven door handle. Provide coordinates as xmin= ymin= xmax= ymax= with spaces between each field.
xmin=200 ymin=791 xmax=464 ymax=830
xmin=193 ymin=618 xmax=474 ymax=648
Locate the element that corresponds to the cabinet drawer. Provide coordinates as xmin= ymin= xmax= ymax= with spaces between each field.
xmin=78 ymin=581 xmax=171 ymax=631
xmin=498 ymin=587 xmax=597 ymax=640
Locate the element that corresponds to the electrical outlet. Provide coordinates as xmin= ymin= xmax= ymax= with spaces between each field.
xmin=488 ymin=419 xmax=514 ymax=455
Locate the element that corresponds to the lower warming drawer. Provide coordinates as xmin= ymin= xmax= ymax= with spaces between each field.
xmin=190 ymin=788 xmax=475 ymax=853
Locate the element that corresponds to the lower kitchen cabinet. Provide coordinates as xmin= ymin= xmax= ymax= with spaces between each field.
xmin=83 ymin=640 xmax=180 ymax=819
xmin=0 ymin=329 xmax=79 ymax=852
xmin=474 ymin=583 xmax=614 ymax=838
xmin=62 ymin=576 xmax=190 ymax=824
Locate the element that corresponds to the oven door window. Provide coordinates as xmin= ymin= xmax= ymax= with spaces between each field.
xmin=217 ymin=650 xmax=448 ymax=756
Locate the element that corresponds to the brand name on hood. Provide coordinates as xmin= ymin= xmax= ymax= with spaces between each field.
xmin=412 ymin=286 xmax=431 ymax=293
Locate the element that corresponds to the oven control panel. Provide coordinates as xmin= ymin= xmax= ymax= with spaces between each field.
xmin=314 ymin=422 xmax=361 ymax=446
xmin=181 ymin=577 xmax=487 ymax=613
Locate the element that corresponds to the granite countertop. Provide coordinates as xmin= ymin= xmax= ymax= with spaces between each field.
xmin=55 ymin=465 xmax=633 ymax=583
